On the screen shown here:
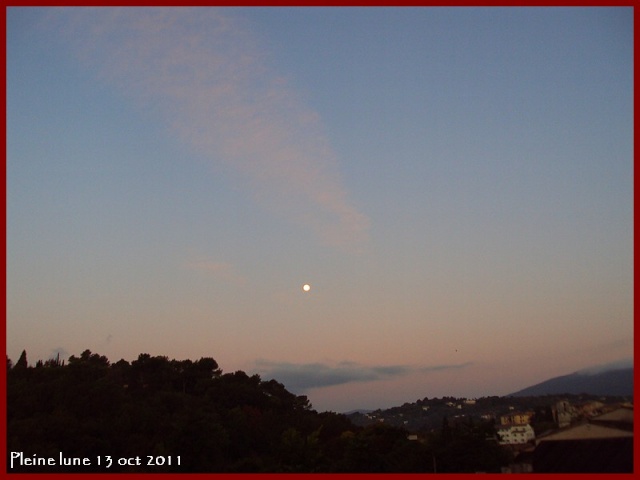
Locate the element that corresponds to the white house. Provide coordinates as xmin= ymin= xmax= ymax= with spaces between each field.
xmin=497 ymin=424 xmax=536 ymax=445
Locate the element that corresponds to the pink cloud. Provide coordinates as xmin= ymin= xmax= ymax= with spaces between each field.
xmin=52 ymin=7 xmax=370 ymax=252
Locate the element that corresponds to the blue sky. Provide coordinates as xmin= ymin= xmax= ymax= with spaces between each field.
xmin=6 ymin=7 xmax=633 ymax=412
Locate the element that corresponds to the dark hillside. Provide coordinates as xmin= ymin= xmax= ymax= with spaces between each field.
xmin=509 ymin=368 xmax=633 ymax=397
xmin=7 ymin=349 xmax=510 ymax=473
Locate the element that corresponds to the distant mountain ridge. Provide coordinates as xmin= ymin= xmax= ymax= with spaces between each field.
xmin=508 ymin=366 xmax=633 ymax=397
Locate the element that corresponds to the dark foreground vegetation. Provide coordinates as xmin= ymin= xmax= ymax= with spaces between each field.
xmin=7 ymin=350 xmax=511 ymax=473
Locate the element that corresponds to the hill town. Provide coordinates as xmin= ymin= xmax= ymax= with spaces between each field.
xmin=347 ymin=393 xmax=633 ymax=472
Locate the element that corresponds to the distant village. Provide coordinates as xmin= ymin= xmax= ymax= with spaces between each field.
xmin=347 ymin=394 xmax=633 ymax=473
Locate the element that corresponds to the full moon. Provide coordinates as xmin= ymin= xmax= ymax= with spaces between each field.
xmin=302 ymin=284 xmax=311 ymax=292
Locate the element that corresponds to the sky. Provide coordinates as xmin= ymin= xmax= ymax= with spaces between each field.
xmin=6 ymin=7 xmax=634 ymax=413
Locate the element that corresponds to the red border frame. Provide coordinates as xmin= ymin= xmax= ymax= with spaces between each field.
xmin=2 ymin=2 xmax=636 ymax=480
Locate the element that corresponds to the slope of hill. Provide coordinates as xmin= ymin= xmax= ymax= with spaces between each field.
xmin=508 ymin=367 xmax=633 ymax=397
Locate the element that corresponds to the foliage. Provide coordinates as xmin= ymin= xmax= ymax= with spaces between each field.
xmin=7 ymin=349 xmax=512 ymax=473
xmin=424 ymin=416 xmax=513 ymax=473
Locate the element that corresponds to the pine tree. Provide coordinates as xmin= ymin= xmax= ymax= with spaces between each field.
xmin=15 ymin=350 xmax=28 ymax=369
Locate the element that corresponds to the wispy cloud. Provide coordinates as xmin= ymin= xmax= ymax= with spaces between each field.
xmin=576 ymin=358 xmax=633 ymax=376
xmin=419 ymin=362 xmax=474 ymax=373
xmin=50 ymin=7 xmax=370 ymax=252
xmin=254 ymin=360 xmax=473 ymax=392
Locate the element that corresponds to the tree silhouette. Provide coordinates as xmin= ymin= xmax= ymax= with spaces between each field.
xmin=15 ymin=349 xmax=28 ymax=369
xmin=7 ymin=348 xmax=513 ymax=473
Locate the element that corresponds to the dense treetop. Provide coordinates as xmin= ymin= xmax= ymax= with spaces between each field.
xmin=7 ymin=350 xmax=511 ymax=473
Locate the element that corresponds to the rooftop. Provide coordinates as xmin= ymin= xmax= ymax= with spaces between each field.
xmin=538 ymin=422 xmax=633 ymax=442
xmin=592 ymin=406 xmax=634 ymax=424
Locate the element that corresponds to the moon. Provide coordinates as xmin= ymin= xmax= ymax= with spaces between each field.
xmin=302 ymin=284 xmax=311 ymax=292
